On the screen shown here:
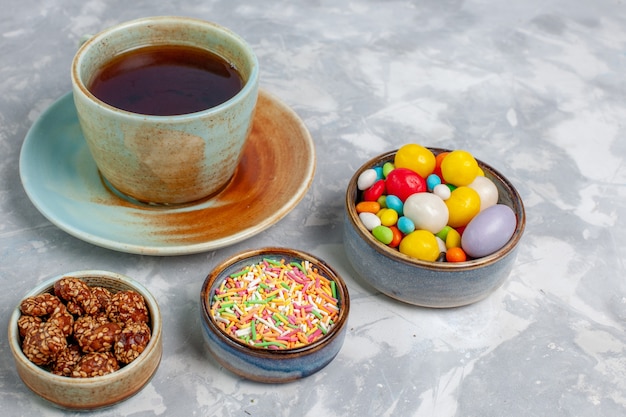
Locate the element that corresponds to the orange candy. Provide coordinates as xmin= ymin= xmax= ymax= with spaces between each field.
xmin=356 ymin=201 xmax=381 ymax=214
xmin=446 ymin=247 xmax=467 ymax=262
xmin=433 ymin=151 xmax=449 ymax=178
xmin=388 ymin=226 xmax=403 ymax=248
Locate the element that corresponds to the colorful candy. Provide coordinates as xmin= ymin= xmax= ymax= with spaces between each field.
xmin=355 ymin=144 xmax=515 ymax=262
xmin=467 ymin=175 xmax=499 ymax=212
xmin=210 ymin=258 xmax=340 ymax=350
xmin=461 ymin=204 xmax=516 ymax=258
xmin=399 ymin=230 xmax=440 ymax=262
xmin=362 ymin=179 xmax=385 ymax=201
xmin=385 ymin=168 xmax=427 ymax=202
xmin=403 ymin=192 xmax=449 ymax=234
xmin=394 ymin=143 xmax=436 ymax=178
xmin=378 ymin=208 xmax=399 ymax=227
xmin=356 ymin=201 xmax=380 ymax=214
xmin=444 ymin=186 xmax=481 ymax=228
xmin=440 ymin=150 xmax=479 ymax=186
xmin=446 ymin=247 xmax=467 ymax=262
xmin=357 ymin=168 xmax=379 ymax=191
xmin=384 ymin=195 xmax=404 ymax=216
xmin=397 ymin=216 xmax=415 ymax=234
xmin=372 ymin=225 xmax=394 ymax=245
xmin=359 ymin=212 xmax=381 ymax=230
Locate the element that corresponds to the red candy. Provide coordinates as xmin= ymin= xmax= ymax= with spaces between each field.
xmin=385 ymin=168 xmax=427 ymax=202
xmin=362 ymin=179 xmax=386 ymax=201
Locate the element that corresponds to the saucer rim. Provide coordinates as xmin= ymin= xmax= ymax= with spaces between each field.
xmin=19 ymin=89 xmax=316 ymax=256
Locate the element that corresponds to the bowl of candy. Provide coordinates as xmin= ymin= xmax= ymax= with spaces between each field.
xmin=200 ymin=247 xmax=350 ymax=383
xmin=343 ymin=144 xmax=526 ymax=308
xmin=7 ymin=270 xmax=162 ymax=410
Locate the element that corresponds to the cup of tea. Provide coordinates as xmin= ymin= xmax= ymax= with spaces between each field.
xmin=71 ymin=16 xmax=259 ymax=204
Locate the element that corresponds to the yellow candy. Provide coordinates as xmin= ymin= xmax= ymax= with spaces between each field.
xmin=445 ymin=228 xmax=462 ymax=249
xmin=394 ymin=144 xmax=436 ymax=178
xmin=440 ymin=150 xmax=479 ymax=186
xmin=444 ymin=186 xmax=481 ymax=228
xmin=399 ymin=230 xmax=440 ymax=262
xmin=378 ymin=208 xmax=399 ymax=227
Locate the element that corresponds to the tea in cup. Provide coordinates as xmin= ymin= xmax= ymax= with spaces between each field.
xmin=71 ymin=16 xmax=259 ymax=204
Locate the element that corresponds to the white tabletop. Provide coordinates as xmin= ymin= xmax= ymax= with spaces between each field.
xmin=1 ymin=1 xmax=625 ymax=416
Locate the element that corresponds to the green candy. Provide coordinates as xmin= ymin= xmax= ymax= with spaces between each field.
xmin=382 ymin=161 xmax=395 ymax=178
xmin=372 ymin=225 xmax=393 ymax=245
xmin=436 ymin=225 xmax=453 ymax=241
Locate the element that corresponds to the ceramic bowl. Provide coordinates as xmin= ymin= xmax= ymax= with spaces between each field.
xmin=343 ymin=148 xmax=526 ymax=308
xmin=200 ymin=247 xmax=350 ymax=383
xmin=8 ymin=270 xmax=162 ymax=410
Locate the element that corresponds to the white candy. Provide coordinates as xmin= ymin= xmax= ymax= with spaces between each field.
xmin=358 ymin=212 xmax=381 ymax=231
xmin=403 ymin=192 xmax=449 ymax=234
xmin=357 ymin=169 xmax=379 ymax=190
xmin=433 ymin=183 xmax=451 ymax=200
xmin=436 ymin=236 xmax=447 ymax=253
xmin=467 ymin=175 xmax=499 ymax=211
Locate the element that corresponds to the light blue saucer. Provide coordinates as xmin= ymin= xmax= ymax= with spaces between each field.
xmin=19 ymin=91 xmax=315 ymax=255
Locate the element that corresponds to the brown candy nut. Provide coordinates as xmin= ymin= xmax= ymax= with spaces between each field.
xmin=51 ymin=344 xmax=83 ymax=377
xmin=72 ymin=352 xmax=120 ymax=378
xmin=79 ymin=322 xmax=122 ymax=353
xmin=107 ymin=290 xmax=149 ymax=324
xmin=54 ymin=277 xmax=99 ymax=316
xmin=22 ymin=322 xmax=67 ymax=366
xmin=17 ymin=315 xmax=42 ymax=338
xmin=49 ymin=304 xmax=74 ymax=337
xmin=115 ymin=321 xmax=151 ymax=364
xmin=91 ymin=286 xmax=113 ymax=312
xmin=19 ymin=293 xmax=62 ymax=316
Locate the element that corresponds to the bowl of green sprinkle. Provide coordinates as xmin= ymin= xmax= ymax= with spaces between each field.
xmin=199 ymin=247 xmax=350 ymax=383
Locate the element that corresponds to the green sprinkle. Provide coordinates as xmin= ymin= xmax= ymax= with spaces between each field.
xmin=264 ymin=258 xmax=282 ymax=266
xmin=255 ymin=340 xmax=287 ymax=348
xmin=229 ymin=268 xmax=250 ymax=278
xmin=251 ymin=319 xmax=256 ymax=340
xmin=291 ymin=261 xmax=307 ymax=274
xmin=318 ymin=324 xmax=328 ymax=335
xmin=331 ymin=280 xmax=337 ymax=299
xmin=280 ymin=282 xmax=291 ymax=290
xmin=244 ymin=299 xmax=267 ymax=305
xmin=311 ymin=309 xmax=323 ymax=320
xmin=219 ymin=301 xmax=235 ymax=308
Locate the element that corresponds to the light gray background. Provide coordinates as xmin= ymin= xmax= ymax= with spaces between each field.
xmin=1 ymin=1 xmax=625 ymax=416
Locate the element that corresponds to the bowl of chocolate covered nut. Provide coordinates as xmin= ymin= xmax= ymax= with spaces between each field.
xmin=7 ymin=270 xmax=162 ymax=410
xmin=344 ymin=144 xmax=526 ymax=308
xmin=200 ymin=247 xmax=350 ymax=383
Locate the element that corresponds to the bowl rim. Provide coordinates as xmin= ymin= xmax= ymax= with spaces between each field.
xmin=345 ymin=147 xmax=526 ymax=270
xmin=200 ymin=247 xmax=350 ymax=357
xmin=8 ymin=270 xmax=162 ymax=385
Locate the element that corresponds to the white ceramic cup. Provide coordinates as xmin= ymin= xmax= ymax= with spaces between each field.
xmin=71 ymin=16 xmax=259 ymax=204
